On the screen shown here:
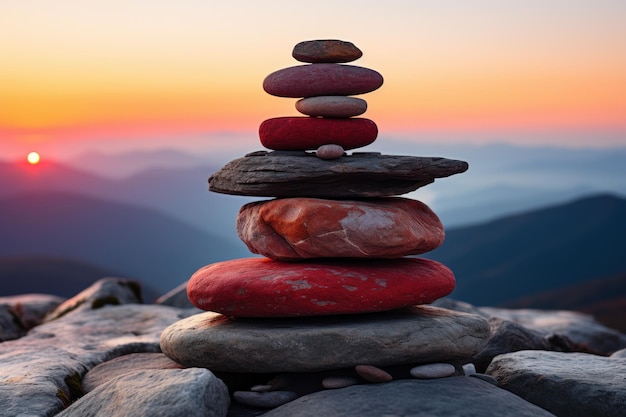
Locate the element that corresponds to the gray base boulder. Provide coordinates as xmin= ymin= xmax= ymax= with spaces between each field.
xmin=160 ymin=306 xmax=490 ymax=373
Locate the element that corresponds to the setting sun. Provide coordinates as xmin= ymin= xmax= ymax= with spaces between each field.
xmin=27 ymin=151 xmax=41 ymax=165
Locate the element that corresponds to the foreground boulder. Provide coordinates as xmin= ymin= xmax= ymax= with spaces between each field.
xmin=0 ymin=304 xmax=197 ymax=416
xmin=56 ymin=368 xmax=229 ymax=417
xmin=261 ymin=377 xmax=557 ymax=417
xmin=487 ymin=350 xmax=626 ymax=417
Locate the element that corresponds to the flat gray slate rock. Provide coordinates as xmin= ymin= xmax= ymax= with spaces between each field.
xmin=486 ymin=350 xmax=626 ymax=417
xmin=208 ymin=151 xmax=469 ymax=198
xmin=57 ymin=368 xmax=230 ymax=417
xmin=160 ymin=305 xmax=490 ymax=373
xmin=262 ymin=377 xmax=557 ymax=417
xmin=0 ymin=304 xmax=198 ymax=417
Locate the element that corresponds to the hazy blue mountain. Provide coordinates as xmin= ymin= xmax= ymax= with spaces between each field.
xmin=425 ymin=193 xmax=626 ymax=306
xmin=0 ymin=255 xmax=160 ymax=299
xmin=0 ymin=160 xmax=252 ymax=244
xmin=0 ymin=191 xmax=251 ymax=294
xmin=65 ymin=148 xmax=209 ymax=178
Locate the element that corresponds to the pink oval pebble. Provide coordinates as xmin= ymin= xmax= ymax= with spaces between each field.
xmin=316 ymin=144 xmax=344 ymax=159
xmin=355 ymin=365 xmax=393 ymax=383
xmin=263 ymin=64 xmax=383 ymax=98
xmin=187 ymin=257 xmax=456 ymax=317
xmin=296 ymin=96 xmax=367 ymax=118
xmin=259 ymin=117 xmax=377 ymax=151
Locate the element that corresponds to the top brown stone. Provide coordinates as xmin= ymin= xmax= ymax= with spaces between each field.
xmin=292 ymin=39 xmax=363 ymax=63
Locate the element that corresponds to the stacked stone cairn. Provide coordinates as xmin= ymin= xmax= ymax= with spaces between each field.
xmin=160 ymin=40 xmax=491 ymax=410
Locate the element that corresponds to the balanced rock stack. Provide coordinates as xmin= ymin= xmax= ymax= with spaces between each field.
xmin=161 ymin=40 xmax=490 ymax=405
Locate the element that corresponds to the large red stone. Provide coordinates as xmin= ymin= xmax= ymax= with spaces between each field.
xmin=187 ymin=257 xmax=455 ymax=317
xmin=263 ymin=64 xmax=383 ymax=98
xmin=259 ymin=117 xmax=377 ymax=151
xmin=237 ymin=197 xmax=445 ymax=260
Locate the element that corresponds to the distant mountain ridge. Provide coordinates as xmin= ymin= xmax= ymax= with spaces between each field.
xmin=426 ymin=193 xmax=626 ymax=307
xmin=0 ymin=191 xmax=251 ymax=293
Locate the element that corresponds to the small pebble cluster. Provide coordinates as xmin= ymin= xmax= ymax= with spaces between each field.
xmin=160 ymin=39 xmax=482 ymax=411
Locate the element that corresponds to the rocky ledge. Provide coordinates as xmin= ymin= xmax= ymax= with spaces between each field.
xmin=1 ymin=278 xmax=625 ymax=417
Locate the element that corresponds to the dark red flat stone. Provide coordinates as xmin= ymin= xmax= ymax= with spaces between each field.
xmin=263 ymin=64 xmax=383 ymax=98
xmin=259 ymin=117 xmax=377 ymax=151
xmin=187 ymin=257 xmax=455 ymax=317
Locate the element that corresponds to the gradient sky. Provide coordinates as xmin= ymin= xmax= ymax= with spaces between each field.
xmin=2 ymin=0 xmax=625 ymax=159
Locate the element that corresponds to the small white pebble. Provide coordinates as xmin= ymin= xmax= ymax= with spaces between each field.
xmin=462 ymin=363 xmax=477 ymax=376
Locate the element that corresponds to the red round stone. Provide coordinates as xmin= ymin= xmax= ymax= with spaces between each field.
xmin=187 ymin=257 xmax=455 ymax=317
xmin=259 ymin=117 xmax=377 ymax=151
xmin=263 ymin=64 xmax=383 ymax=98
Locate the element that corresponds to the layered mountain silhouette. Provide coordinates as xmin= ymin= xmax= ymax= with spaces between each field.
xmin=426 ymin=193 xmax=626 ymax=307
xmin=0 ymin=191 xmax=251 ymax=295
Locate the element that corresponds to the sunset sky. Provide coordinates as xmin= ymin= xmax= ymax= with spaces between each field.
xmin=2 ymin=1 xmax=625 ymax=160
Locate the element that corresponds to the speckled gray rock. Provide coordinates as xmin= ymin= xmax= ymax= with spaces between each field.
xmin=0 ymin=293 xmax=65 ymax=328
xmin=82 ymin=353 xmax=186 ymax=392
xmin=160 ymin=306 xmax=490 ymax=373
xmin=479 ymin=306 xmax=626 ymax=355
xmin=472 ymin=318 xmax=553 ymax=372
xmin=0 ymin=304 xmax=198 ymax=417
xmin=262 ymin=377 xmax=557 ymax=417
xmin=487 ymin=350 xmax=626 ymax=417
xmin=57 ymin=368 xmax=230 ymax=417
xmin=45 ymin=277 xmax=143 ymax=321
xmin=208 ymin=152 xmax=469 ymax=198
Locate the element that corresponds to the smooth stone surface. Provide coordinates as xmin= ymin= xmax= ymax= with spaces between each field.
xmin=187 ymin=257 xmax=455 ymax=317
xmin=0 ymin=293 xmax=65 ymax=332
xmin=487 ymin=350 xmax=626 ymax=417
xmin=296 ymin=96 xmax=367 ymax=117
xmin=237 ymin=197 xmax=444 ymax=260
xmin=160 ymin=305 xmax=490 ymax=373
xmin=436 ymin=298 xmax=626 ymax=357
xmin=479 ymin=306 xmax=626 ymax=355
xmin=355 ymin=365 xmax=393 ymax=383
xmin=410 ymin=363 xmax=456 ymax=379
xmin=292 ymin=40 xmax=362 ymax=63
xmin=263 ymin=64 xmax=383 ymax=97
xmin=472 ymin=317 xmax=553 ymax=373
xmin=0 ymin=304 xmax=198 ymax=417
xmin=234 ymin=391 xmax=298 ymax=409
xmin=315 ymin=144 xmax=344 ymax=159
xmin=57 ymin=368 xmax=230 ymax=417
xmin=82 ymin=353 xmax=185 ymax=392
xmin=208 ymin=152 xmax=469 ymax=198
xmin=45 ymin=277 xmax=143 ymax=321
xmin=262 ymin=378 xmax=557 ymax=417
xmin=259 ymin=117 xmax=377 ymax=151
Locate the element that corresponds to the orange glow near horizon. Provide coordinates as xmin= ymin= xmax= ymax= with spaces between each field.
xmin=1 ymin=2 xmax=625 ymax=152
